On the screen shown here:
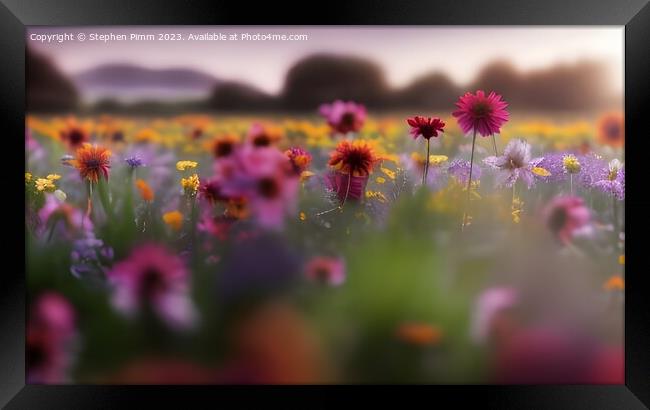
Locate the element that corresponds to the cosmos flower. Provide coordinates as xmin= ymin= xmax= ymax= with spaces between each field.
xmin=106 ymin=243 xmax=198 ymax=331
xmin=247 ymin=123 xmax=283 ymax=148
xmin=447 ymin=159 xmax=482 ymax=186
xmin=219 ymin=146 xmax=299 ymax=230
xmin=406 ymin=116 xmax=445 ymax=140
xmin=304 ymin=256 xmax=346 ymax=286
xmin=319 ymin=100 xmax=367 ymax=135
xmin=543 ymin=196 xmax=591 ymax=244
xmin=483 ymin=139 xmax=544 ymax=188
xmin=593 ymin=159 xmax=624 ymax=200
xmin=597 ymin=112 xmax=624 ymax=148
xmin=328 ymin=139 xmax=379 ymax=177
xmin=70 ymin=144 xmax=112 ymax=183
xmin=27 ymin=292 xmax=78 ymax=384
xmin=452 ymin=90 xmax=509 ymax=137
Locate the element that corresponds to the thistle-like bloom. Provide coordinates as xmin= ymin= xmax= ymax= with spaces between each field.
xmin=597 ymin=112 xmax=624 ymax=148
xmin=406 ymin=116 xmax=445 ymax=140
xmin=328 ymin=139 xmax=379 ymax=177
xmin=106 ymin=243 xmax=198 ymax=330
xmin=483 ymin=139 xmax=543 ymax=188
xmin=319 ymin=100 xmax=367 ymax=135
xmin=304 ymin=256 xmax=346 ymax=286
xmin=593 ymin=159 xmax=624 ymax=200
xmin=452 ymin=90 xmax=509 ymax=137
xmin=544 ymin=196 xmax=591 ymax=244
xmin=247 ymin=123 xmax=283 ymax=147
xmin=125 ymin=156 xmax=144 ymax=168
xmin=27 ymin=292 xmax=77 ymax=383
xmin=70 ymin=144 xmax=111 ymax=183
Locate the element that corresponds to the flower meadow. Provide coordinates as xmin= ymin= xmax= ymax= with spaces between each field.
xmin=25 ymin=93 xmax=624 ymax=384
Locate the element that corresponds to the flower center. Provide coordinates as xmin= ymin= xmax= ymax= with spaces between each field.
xmin=471 ymin=101 xmax=492 ymax=118
xmin=85 ymin=158 xmax=101 ymax=169
xmin=139 ymin=267 xmax=167 ymax=299
xmin=608 ymin=169 xmax=618 ymax=181
xmin=252 ymin=134 xmax=271 ymax=147
xmin=257 ymin=177 xmax=280 ymax=198
xmin=215 ymin=141 xmax=233 ymax=157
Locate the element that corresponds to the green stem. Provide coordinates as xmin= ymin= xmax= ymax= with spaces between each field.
xmin=423 ymin=139 xmax=430 ymax=186
xmin=96 ymin=177 xmax=114 ymax=219
xmin=491 ymin=134 xmax=499 ymax=156
xmin=463 ymin=129 xmax=478 ymax=229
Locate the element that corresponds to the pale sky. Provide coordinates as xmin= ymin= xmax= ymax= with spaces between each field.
xmin=27 ymin=26 xmax=624 ymax=94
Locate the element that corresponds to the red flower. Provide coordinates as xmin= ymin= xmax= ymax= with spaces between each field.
xmin=70 ymin=144 xmax=111 ymax=183
xmin=406 ymin=116 xmax=445 ymax=140
xmin=452 ymin=90 xmax=509 ymax=137
xmin=327 ymin=139 xmax=379 ymax=177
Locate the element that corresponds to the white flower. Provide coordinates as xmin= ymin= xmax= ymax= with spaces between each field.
xmin=54 ymin=189 xmax=67 ymax=202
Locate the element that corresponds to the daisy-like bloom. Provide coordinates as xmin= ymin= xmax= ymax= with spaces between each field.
xmin=285 ymin=147 xmax=313 ymax=176
xmin=210 ymin=134 xmax=239 ymax=159
xmin=304 ymin=256 xmax=345 ymax=286
xmin=106 ymin=243 xmax=198 ymax=330
xmin=483 ymin=139 xmax=544 ymax=188
xmin=447 ymin=159 xmax=482 ymax=185
xmin=452 ymin=90 xmax=509 ymax=137
xmin=471 ymin=287 xmax=518 ymax=344
xmin=406 ymin=116 xmax=446 ymax=140
xmin=60 ymin=125 xmax=89 ymax=150
xmin=543 ymin=196 xmax=591 ymax=244
xmin=597 ymin=112 xmax=624 ymax=148
xmin=181 ymin=174 xmax=200 ymax=197
xmin=35 ymin=178 xmax=56 ymax=192
xmin=326 ymin=139 xmax=380 ymax=203
xmin=70 ymin=144 xmax=111 ymax=183
xmin=319 ymin=100 xmax=367 ymax=135
xmin=125 ymin=155 xmax=144 ymax=168
xmin=176 ymin=160 xmax=198 ymax=171
xmin=162 ymin=210 xmax=183 ymax=231
xmin=247 ymin=123 xmax=283 ymax=148
xmin=27 ymin=292 xmax=77 ymax=383
xmin=593 ymin=159 xmax=625 ymax=200
xmin=219 ymin=146 xmax=299 ymax=230
xmin=135 ymin=179 xmax=154 ymax=202
xmin=395 ymin=322 xmax=443 ymax=346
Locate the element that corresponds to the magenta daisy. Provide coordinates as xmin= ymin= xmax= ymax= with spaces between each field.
xmin=452 ymin=90 xmax=509 ymax=138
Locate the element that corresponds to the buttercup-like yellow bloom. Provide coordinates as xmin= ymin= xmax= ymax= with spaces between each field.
xmin=162 ymin=210 xmax=183 ymax=231
xmin=181 ymin=173 xmax=200 ymax=196
xmin=532 ymin=167 xmax=551 ymax=177
xmin=35 ymin=178 xmax=56 ymax=192
xmin=25 ymin=172 xmax=33 ymax=183
xmin=46 ymin=174 xmax=62 ymax=180
xmin=176 ymin=160 xmax=198 ymax=171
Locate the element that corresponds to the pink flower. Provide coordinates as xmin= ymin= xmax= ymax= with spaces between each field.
xmin=471 ymin=287 xmax=518 ymax=344
xmin=305 ymin=256 xmax=346 ymax=286
xmin=106 ymin=244 xmax=198 ymax=331
xmin=406 ymin=116 xmax=445 ymax=140
xmin=543 ymin=196 xmax=591 ymax=244
xmin=27 ymin=292 xmax=77 ymax=383
xmin=325 ymin=172 xmax=369 ymax=202
xmin=219 ymin=145 xmax=299 ymax=230
xmin=452 ymin=90 xmax=509 ymax=137
xmin=319 ymin=100 xmax=367 ymax=135
xmin=38 ymin=195 xmax=93 ymax=240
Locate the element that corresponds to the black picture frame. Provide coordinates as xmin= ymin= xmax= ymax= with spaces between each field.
xmin=3 ymin=0 xmax=649 ymax=408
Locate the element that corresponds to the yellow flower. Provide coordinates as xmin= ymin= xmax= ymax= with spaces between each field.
xmin=176 ymin=160 xmax=198 ymax=171
xmin=365 ymin=190 xmax=388 ymax=203
xmin=376 ymin=177 xmax=386 ymax=184
xmin=25 ymin=172 xmax=33 ymax=183
xmin=381 ymin=166 xmax=396 ymax=180
xmin=181 ymin=173 xmax=200 ymax=196
xmin=46 ymin=174 xmax=62 ymax=181
xmin=299 ymin=212 xmax=306 ymax=221
xmin=35 ymin=178 xmax=56 ymax=192
xmin=162 ymin=210 xmax=183 ymax=231
xmin=532 ymin=167 xmax=551 ymax=177
xmin=562 ymin=155 xmax=581 ymax=174
xmin=603 ymin=275 xmax=624 ymax=291
xmin=429 ymin=155 xmax=448 ymax=166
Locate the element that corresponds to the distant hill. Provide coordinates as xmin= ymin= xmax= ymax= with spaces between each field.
xmin=27 ymin=48 xmax=80 ymax=112
xmin=73 ymin=64 xmax=220 ymax=102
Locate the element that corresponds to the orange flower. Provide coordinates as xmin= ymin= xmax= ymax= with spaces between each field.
xmin=135 ymin=179 xmax=154 ymax=202
xmin=597 ymin=113 xmax=624 ymax=148
xmin=603 ymin=275 xmax=624 ymax=291
xmin=395 ymin=322 xmax=443 ymax=346
xmin=70 ymin=144 xmax=111 ymax=183
xmin=328 ymin=139 xmax=379 ymax=176
xmin=247 ymin=123 xmax=283 ymax=147
xmin=162 ymin=211 xmax=183 ymax=231
xmin=209 ymin=134 xmax=238 ymax=158
xmin=60 ymin=119 xmax=90 ymax=149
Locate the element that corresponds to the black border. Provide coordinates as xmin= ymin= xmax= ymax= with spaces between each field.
xmin=3 ymin=0 xmax=649 ymax=408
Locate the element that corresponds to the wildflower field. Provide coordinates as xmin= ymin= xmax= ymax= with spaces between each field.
xmin=25 ymin=96 xmax=625 ymax=384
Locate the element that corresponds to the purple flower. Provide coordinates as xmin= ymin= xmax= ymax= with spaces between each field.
xmin=483 ymin=139 xmax=543 ymax=188
xmin=537 ymin=152 xmax=571 ymax=183
xmin=447 ymin=159 xmax=482 ymax=185
xmin=577 ymin=153 xmax=607 ymax=188
xmin=70 ymin=233 xmax=114 ymax=281
xmin=593 ymin=159 xmax=624 ymax=200
xmin=124 ymin=155 xmax=144 ymax=168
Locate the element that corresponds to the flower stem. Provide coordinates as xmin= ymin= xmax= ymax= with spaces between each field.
xmin=491 ymin=134 xmax=499 ymax=156
xmin=570 ymin=174 xmax=574 ymax=195
xmin=422 ymin=139 xmax=430 ymax=186
xmin=316 ymin=171 xmax=354 ymax=217
xmin=462 ymin=129 xmax=478 ymax=229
